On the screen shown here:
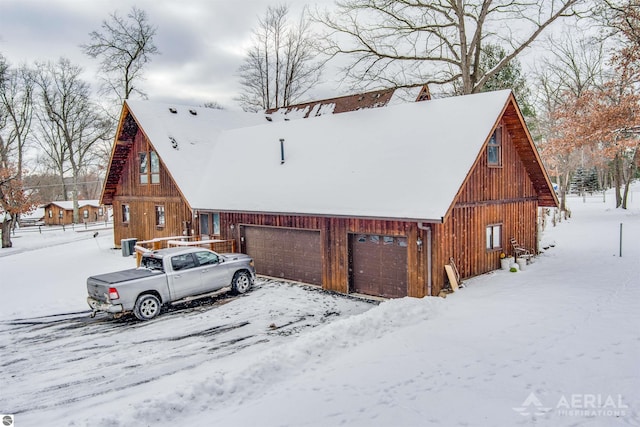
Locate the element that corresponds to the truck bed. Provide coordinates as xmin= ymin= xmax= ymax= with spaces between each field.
xmin=88 ymin=268 xmax=161 ymax=285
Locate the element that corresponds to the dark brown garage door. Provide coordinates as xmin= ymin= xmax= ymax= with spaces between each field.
xmin=242 ymin=226 xmax=322 ymax=285
xmin=349 ymin=234 xmax=408 ymax=298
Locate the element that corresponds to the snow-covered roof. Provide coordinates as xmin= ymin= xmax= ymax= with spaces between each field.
xmin=46 ymin=200 xmax=101 ymax=210
xmin=184 ymin=90 xmax=513 ymax=221
xmin=125 ymin=101 xmax=267 ymax=204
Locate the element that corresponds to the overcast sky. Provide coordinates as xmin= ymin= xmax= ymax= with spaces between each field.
xmin=0 ymin=0 xmax=340 ymax=109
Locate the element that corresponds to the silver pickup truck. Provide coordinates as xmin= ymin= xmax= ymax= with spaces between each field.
xmin=87 ymin=247 xmax=256 ymax=320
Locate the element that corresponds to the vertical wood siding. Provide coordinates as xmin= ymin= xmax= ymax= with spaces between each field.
xmin=430 ymin=118 xmax=540 ymax=295
xmin=112 ymin=130 xmax=193 ymax=246
xmin=43 ymin=205 xmax=107 ymax=226
xmin=218 ymin=213 xmax=426 ymax=297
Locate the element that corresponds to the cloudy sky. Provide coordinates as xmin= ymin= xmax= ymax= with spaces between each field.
xmin=0 ymin=0 xmax=340 ymax=109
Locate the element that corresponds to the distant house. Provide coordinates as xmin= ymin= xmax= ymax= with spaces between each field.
xmin=18 ymin=207 xmax=45 ymax=227
xmin=100 ymin=89 xmax=558 ymax=298
xmin=42 ymin=200 xmax=107 ymax=225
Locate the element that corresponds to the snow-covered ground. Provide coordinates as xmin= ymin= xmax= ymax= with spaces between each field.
xmin=1 ymin=191 xmax=639 ymax=427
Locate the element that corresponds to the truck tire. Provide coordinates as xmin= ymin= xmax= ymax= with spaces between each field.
xmin=231 ymin=271 xmax=252 ymax=295
xmin=133 ymin=294 xmax=161 ymax=320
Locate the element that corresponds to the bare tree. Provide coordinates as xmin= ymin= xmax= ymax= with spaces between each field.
xmin=0 ymin=61 xmax=34 ymax=179
xmin=315 ymin=0 xmax=584 ymax=94
xmin=237 ymin=5 xmax=324 ymax=112
xmin=33 ymin=58 xmax=112 ymax=223
xmin=0 ymin=54 xmax=37 ymax=245
xmin=532 ymin=31 xmax=605 ymax=214
xmin=81 ymin=6 xmax=159 ymax=107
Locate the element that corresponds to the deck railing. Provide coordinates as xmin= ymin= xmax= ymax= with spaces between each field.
xmin=133 ymin=235 xmax=237 ymax=266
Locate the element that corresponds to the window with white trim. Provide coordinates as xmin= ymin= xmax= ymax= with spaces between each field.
xmin=486 ymin=224 xmax=502 ymax=250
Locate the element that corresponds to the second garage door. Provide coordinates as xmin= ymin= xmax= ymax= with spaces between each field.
xmin=349 ymin=234 xmax=408 ymax=298
xmin=242 ymin=226 xmax=322 ymax=285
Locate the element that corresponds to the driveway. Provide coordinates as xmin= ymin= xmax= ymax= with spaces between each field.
xmin=1 ymin=279 xmax=376 ymax=419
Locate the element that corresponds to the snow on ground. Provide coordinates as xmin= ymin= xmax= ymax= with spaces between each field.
xmin=1 ymin=190 xmax=639 ymax=427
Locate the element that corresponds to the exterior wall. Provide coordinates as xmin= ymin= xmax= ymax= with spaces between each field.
xmin=218 ymin=213 xmax=429 ymax=297
xmin=111 ymin=131 xmax=193 ymax=246
xmin=430 ymin=119 xmax=540 ymax=295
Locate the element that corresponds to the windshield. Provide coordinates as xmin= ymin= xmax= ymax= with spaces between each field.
xmin=141 ymin=256 xmax=164 ymax=272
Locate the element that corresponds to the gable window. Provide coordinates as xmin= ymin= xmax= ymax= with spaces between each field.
xmin=122 ymin=204 xmax=130 ymax=223
xmin=487 ymin=126 xmax=502 ymax=167
xmin=486 ymin=224 xmax=502 ymax=250
xmin=139 ymin=150 xmax=160 ymax=184
xmin=155 ymin=205 xmax=165 ymax=227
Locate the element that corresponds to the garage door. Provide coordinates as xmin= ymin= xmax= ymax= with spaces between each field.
xmin=349 ymin=234 xmax=408 ymax=298
xmin=242 ymin=226 xmax=322 ymax=285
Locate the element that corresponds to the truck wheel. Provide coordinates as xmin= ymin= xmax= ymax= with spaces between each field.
xmin=133 ymin=294 xmax=161 ymax=320
xmin=232 ymin=271 xmax=252 ymax=294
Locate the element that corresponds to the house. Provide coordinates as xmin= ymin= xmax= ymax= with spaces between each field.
xmin=18 ymin=206 xmax=45 ymax=227
xmin=265 ymin=85 xmax=430 ymax=120
xmin=100 ymin=89 xmax=558 ymax=298
xmin=42 ymin=200 xmax=107 ymax=225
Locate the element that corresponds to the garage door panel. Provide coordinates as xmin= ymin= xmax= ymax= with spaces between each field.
xmin=243 ymin=226 xmax=322 ymax=285
xmin=350 ymin=234 xmax=407 ymax=298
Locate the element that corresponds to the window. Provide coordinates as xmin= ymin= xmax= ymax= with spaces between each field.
xmin=487 ymin=127 xmax=502 ymax=166
xmin=83 ymin=209 xmax=89 ymax=219
xmin=122 ymin=204 xmax=130 ymax=223
xmin=139 ymin=152 xmax=148 ymax=184
xmin=139 ymin=150 xmax=160 ymax=184
xmin=171 ymin=254 xmax=197 ymax=271
xmin=98 ymin=208 xmax=103 ymax=216
xmin=48 ymin=209 xmax=52 ymax=218
xmin=199 ymin=213 xmax=210 ymax=236
xmin=194 ymin=251 xmax=219 ymax=266
xmin=155 ymin=205 xmax=165 ymax=227
xmin=486 ymin=224 xmax=502 ymax=250
xmin=59 ymin=210 xmax=63 ymax=219
xmin=150 ymin=151 xmax=160 ymax=183
xmin=213 ymin=213 xmax=220 ymax=235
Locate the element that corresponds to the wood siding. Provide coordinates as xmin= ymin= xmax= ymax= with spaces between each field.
xmin=43 ymin=204 xmax=107 ymax=226
xmin=111 ymin=130 xmax=193 ymax=246
xmin=430 ymin=118 xmax=540 ymax=295
xmin=218 ymin=212 xmax=428 ymax=297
